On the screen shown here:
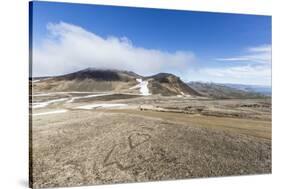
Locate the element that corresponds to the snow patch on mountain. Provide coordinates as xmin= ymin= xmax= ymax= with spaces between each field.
xmin=75 ymin=103 xmax=128 ymax=110
xmin=130 ymin=78 xmax=150 ymax=96
xmin=33 ymin=109 xmax=68 ymax=116
xmin=32 ymin=98 xmax=68 ymax=108
xmin=67 ymin=93 xmax=112 ymax=103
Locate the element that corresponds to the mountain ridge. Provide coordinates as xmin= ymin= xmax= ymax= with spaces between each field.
xmin=188 ymin=81 xmax=268 ymax=99
xmin=32 ymin=68 xmax=200 ymax=96
xmin=32 ymin=68 xmax=269 ymax=99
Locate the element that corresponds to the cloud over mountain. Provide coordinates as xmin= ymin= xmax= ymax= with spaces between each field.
xmin=33 ymin=22 xmax=195 ymax=77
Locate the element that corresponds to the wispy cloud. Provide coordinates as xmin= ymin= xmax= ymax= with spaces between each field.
xmin=33 ymin=22 xmax=195 ymax=77
xmin=194 ymin=65 xmax=271 ymax=85
xmin=216 ymin=44 xmax=271 ymax=64
xmin=188 ymin=65 xmax=271 ymax=86
xmin=187 ymin=44 xmax=272 ymax=86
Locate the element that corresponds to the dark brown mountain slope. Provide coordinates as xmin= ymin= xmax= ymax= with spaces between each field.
xmin=146 ymin=73 xmax=201 ymax=96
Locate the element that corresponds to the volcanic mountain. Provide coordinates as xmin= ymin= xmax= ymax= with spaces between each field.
xmin=146 ymin=73 xmax=201 ymax=96
xmin=32 ymin=68 xmax=201 ymax=96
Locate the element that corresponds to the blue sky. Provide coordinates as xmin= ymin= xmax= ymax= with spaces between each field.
xmin=31 ymin=1 xmax=272 ymax=86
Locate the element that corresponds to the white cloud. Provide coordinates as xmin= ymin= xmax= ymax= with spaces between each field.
xmin=187 ymin=44 xmax=272 ymax=86
xmin=33 ymin=22 xmax=195 ymax=77
xmin=216 ymin=44 xmax=271 ymax=64
xmin=33 ymin=22 xmax=271 ymax=86
xmin=187 ymin=64 xmax=271 ymax=86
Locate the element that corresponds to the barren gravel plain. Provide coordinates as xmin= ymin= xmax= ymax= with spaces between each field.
xmin=30 ymin=93 xmax=271 ymax=188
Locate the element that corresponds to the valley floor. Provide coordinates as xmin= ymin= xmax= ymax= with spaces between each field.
xmin=30 ymin=92 xmax=271 ymax=188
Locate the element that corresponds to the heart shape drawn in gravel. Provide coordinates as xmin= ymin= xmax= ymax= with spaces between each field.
xmin=128 ymin=133 xmax=151 ymax=149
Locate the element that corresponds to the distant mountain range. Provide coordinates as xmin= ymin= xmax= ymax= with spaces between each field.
xmin=222 ymin=83 xmax=271 ymax=96
xmin=188 ymin=82 xmax=271 ymax=99
xmin=32 ymin=68 xmax=270 ymax=99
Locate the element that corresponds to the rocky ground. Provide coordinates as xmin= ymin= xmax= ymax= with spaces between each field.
xmin=30 ymin=92 xmax=271 ymax=188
